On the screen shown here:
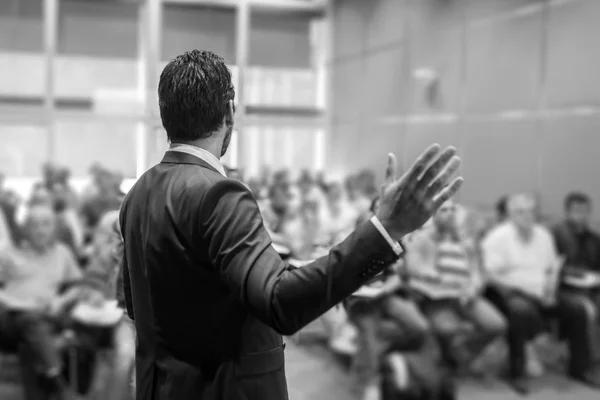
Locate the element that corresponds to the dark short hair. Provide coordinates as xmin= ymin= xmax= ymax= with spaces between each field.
xmin=496 ymin=196 xmax=508 ymax=219
xmin=565 ymin=192 xmax=591 ymax=210
xmin=298 ymin=170 xmax=313 ymax=185
xmin=158 ymin=50 xmax=235 ymax=141
xmin=269 ymin=183 xmax=290 ymax=199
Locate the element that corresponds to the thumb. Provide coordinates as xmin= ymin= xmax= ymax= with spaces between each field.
xmin=384 ymin=153 xmax=398 ymax=186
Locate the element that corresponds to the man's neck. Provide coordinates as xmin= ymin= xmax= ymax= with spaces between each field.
xmin=171 ymin=138 xmax=221 ymax=159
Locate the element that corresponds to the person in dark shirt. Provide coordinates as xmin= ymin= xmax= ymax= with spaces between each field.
xmin=495 ymin=196 xmax=508 ymax=224
xmin=552 ymin=192 xmax=600 ymax=390
xmin=553 ymin=192 xmax=600 ymax=274
xmin=1 ymin=190 xmax=22 ymax=246
xmin=80 ymin=168 xmax=123 ymax=232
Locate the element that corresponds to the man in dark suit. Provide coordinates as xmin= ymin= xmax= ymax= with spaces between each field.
xmin=119 ymin=49 xmax=463 ymax=400
xmin=553 ymin=192 xmax=600 ymax=274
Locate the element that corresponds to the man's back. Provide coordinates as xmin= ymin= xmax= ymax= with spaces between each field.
xmin=120 ymin=152 xmax=288 ymax=399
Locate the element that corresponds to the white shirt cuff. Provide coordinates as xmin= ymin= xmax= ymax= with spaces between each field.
xmin=370 ymin=216 xmax=404 ymax=257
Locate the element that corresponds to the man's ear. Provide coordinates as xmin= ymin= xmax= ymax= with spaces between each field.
xmin=225 ymin=100 xmax=235 ymax=127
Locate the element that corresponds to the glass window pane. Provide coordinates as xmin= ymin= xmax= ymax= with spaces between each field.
xmin=0 ymin=123 xmax=48 ymax=177
xmin=53 ymin=119 xmax=137 ymax=178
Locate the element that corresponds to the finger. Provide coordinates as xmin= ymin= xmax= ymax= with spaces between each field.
xmin=431 ymin=177 xmax=464 ymax=210
xmin=418 ymin=146 xmax=457 ymax=187
xmin=402 ymin=143 xmax=441 ymax=186
xmin=384 ymin=153 xmax=398 ymax=186
xmin=423 ymin=156 xmax=461 ymax=199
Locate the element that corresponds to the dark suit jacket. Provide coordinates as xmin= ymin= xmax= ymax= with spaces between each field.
xmin=552 ymin=221 xmax=600 ymax=273
xmin=119 ymin=151 xmax=399 ymax=400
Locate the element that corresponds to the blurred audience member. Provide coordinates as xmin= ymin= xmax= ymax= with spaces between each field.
xmin=260 ymin=183 xmax=293 ymax=250
xmin=344 ymin=174 xmax=358 ymax=201
xmin=553 ymin=192 xmax=600 ymax=274
xmin=315 ymin=171 xmax=326 ymax=188
xmin=30 ymin=185 xmax=53 ymax=205
xmin=406 ymin=200 xmax=505 ymax=375
xmin=15 ymin=185 xmax=53 ymax=226
xmin=41 ymin=162 xmax=59 ymax=192
xmin=456 ymin=205 xmax=489 ymax=244
xmin=273 ymin=169 xmax=291 ymax=186
xmin=482 ymin=194 xmax=600 ymax=393
xmin=80 ymin=167 xmax=122 ymax=233
xmin=53 ymin=182 xmax=84 ymax=259
xmin=350 ymin=170 xmax=378 ymax=218
xmin=297 ymin=170 xmax=315 ymax=198
xmin=53 ymin=167 xmax=79 ymax=209
xmin=552 ymin=192 xmax=600 ymax=369
xmin=112 ymin=171 xmax=126 ymax=199
xmin=259 ymin=165 xmax=272 ymax=187
xmin=281 ymin=199 xmax=322 ymax=260
xmin=324 ymin=182 xmax=359 ymax=245
xmin=246 ymin=178 xmax=264 ymax=200
xmin=0 ymin=176 xmax=13 ymax=251
xmin=0 ymin=188 xmax=22 ymax=246
xmin=0 ymin=203 xmax=83 ymax=400
xmin=495 ymin=196 xmax=508 ymax=224
xmin=81 ymin=163 xmax=104 ymax=201
xmin=226 ymin=167 xmax=243 ymax=182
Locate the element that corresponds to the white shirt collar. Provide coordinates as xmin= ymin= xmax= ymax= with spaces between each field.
xmin=168 ymin=143 xmax=227 ymax=177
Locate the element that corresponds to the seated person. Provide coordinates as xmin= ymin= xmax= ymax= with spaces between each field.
xmin=347 ymin=198 xmax=430 ymax=400
xmin=553 ymin=192 xmax=600 ymax=364
xmin=324 ymin=182 xmax=360 ymax=246
xmin=482 ymin=194 xmax=600 ymax=394
xmin=74 ymin=210 xmax=135 ymax=400
xmin=258 ymin=183 xmax=293 ymax=253
xmin=281 ymin=196 xmax=333 ymax=260
xmin=348 ymin=264 xmax=432 ymax=400
xmin=283 ymin=198 xmax=357 ymax=356
xmin=406 ymin=200 xmax=506 ymax=375
xmin=0 ymin=202 xmax=83 ymax=400
xmin=553 ymin=192 xmax=600 ymax=282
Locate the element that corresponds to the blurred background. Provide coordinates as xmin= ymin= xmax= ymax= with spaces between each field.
xmin=0 ymin=0 xmax=598 ymax=218
xmin=1 ymin=0 xmax=600 ymax=400
xmin=0 ymin=0 xmax=327 ymax=198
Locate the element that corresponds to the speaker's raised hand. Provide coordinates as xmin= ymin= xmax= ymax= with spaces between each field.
xmin=376 ymin=144 xmax=463 ymax=240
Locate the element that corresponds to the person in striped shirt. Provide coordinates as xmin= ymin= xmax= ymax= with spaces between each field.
xmin=405 ymin=200 xmax=506 ymax=374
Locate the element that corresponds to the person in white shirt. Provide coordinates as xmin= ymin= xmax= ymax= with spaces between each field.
xmin=482 ymin=194 xmax=600 ymax=394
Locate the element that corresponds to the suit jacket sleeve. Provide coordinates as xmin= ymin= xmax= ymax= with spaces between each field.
xmin=120 ymin=253 xmax=134 ymax=320
xmin=201 ymin=179 xmax=399 ymax=336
